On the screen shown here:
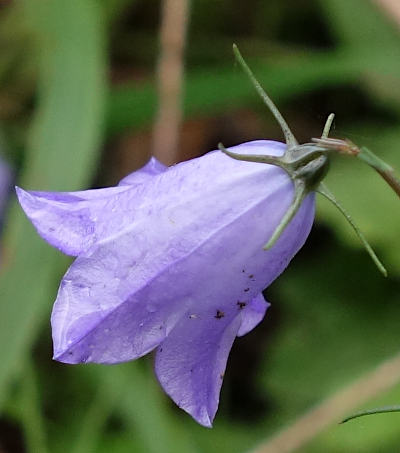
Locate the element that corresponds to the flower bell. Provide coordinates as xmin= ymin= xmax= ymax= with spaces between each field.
xmin=16 ymin=45 xmax=398 ymax=427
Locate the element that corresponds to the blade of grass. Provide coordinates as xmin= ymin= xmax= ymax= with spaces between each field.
xmin=71 ymin=362 xmax=199 ymax=453
xmin=318 ymin=0 xmax=400 ymax=49
xmin=71 ymin=367 xmax=125 ymax=453
xmin=105 ymin=363 xmax=198 ymax=453
xmin=16 ymin=359 xmax=49 ymax=453
xmin=0 ymin=0 xmax=106 ymax=409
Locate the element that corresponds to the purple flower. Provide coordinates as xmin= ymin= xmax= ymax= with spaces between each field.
xmin=0 ymin=155 xmax=11 ymax=259
xmin=0 ymin=156 xmax=11 ymax=217
xmin=17 ymin=140 xmax=315 ymax=426
xmin=15 ymin=45 xmax=388 ymax=427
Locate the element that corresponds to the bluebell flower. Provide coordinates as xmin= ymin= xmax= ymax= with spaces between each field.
xmin=17 ymin=45 xmax=389 ymax=426
xmin=17 ymin=141 xmax=314 ymax=426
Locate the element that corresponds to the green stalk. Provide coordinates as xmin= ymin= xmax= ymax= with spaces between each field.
xmin=358 ymin=147 xmax=400 ymax=199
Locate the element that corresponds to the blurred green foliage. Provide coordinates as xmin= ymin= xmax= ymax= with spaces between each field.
xmin=0 ymin=0 xmax=399 ymax=452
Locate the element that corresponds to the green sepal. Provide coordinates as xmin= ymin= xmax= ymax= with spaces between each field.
xmin=263 ymin=180 xmax=307 ymax=250
xmin=317 ymin=183 xmax=387 ymax=277
xmin=232 ymin=44 xmax=298 ymax=149
xmin=221 ymin=45 xmax=395 ymax=276
xmin=217 ymin=143 xmax=288 ymax=170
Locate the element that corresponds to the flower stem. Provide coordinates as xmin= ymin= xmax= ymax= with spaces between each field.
xmin=312 ymin=138 xmax=400 ymax=200
xmin=358 ymin=147 xmax=400 ymax=199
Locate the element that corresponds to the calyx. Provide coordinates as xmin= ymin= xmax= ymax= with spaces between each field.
xmin=218 ymin=45 xmax=400 ymax=276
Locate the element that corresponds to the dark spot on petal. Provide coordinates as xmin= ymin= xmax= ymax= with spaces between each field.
xmin=215 ymin=310 xmax=225 ymax=319
xmin=244 ymin=288 xmax=250 ymax=292
xmin=237 ymin=301 xmax=247 ymax=309
xmin=159 ymin=347 xmax=163 ymax=352
xmin=242 ymin=269 xmax=245 ymax=273
xmin=190 ymin=369 xmax=193 ymax=373
xmin=248 ymin=274 xmax=254 ymax=279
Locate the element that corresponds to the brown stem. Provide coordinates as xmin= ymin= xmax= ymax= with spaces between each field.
xmin=152 ymin=0 xmax=190 ymax=165
xmin=376 ymin=168 xmax=400 ymax=199
xmin=373 ymin=0 xmax=400 ymax=29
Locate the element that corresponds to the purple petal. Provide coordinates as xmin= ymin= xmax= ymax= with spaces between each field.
xmin=17 ymin=144 xmax=285 ymax=256
xmin=155 ymin=307 xmax=243 ymax=427
xmin=52 ymin=272 xmax=191 ymax=364
xmin=16 ymin=157 xmax=167 ymax=256
xmin=16 ymin=185 xmax=133 ymax=256
xmin=0 ymin=157 xmax=11 ymax=214
xmin=237 ymin=293 xmax=270 ymax=337
xmin=118 ymin=157 xmax=167 ymax=186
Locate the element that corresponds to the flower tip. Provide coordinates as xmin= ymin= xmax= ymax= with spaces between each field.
xmin=15 ymin=186 xmax=32 ymax=213
xmin=15 ymin=185 xmax=24 ymax=199
xmin=52 ymin=349 xmax=81 ymax=365
xmin=202 ymin=419 xmax=213 ymax=429
xmin=52 ymin=351 xmax=63 ymax=362
xmin=52 ymin=344 xmax=76 ymax=364
xmin=15 ymin=186 xmax=36 ymax=210
xmin=193 ymin=411 xmax=213 ymax=428
xmin=52 ymin=346 xmax=65 ymax=362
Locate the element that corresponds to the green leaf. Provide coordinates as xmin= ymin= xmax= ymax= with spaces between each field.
xmin=106 ymin=44 xmax=400 ymax=138
xmin=73 ymin=363 xmax=199 ymax=453
xmin=106 ymin=50 xmax=365 ymax=136
xmin=13 ymin=359 xmax=49 ymax=453
xmin=0 ymin=0 xmax=106 ymax=409
xmin=318 ymin=0 xmax=400 ymax=50
xmin=70 ymin=367 xmax=125 ymax=453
